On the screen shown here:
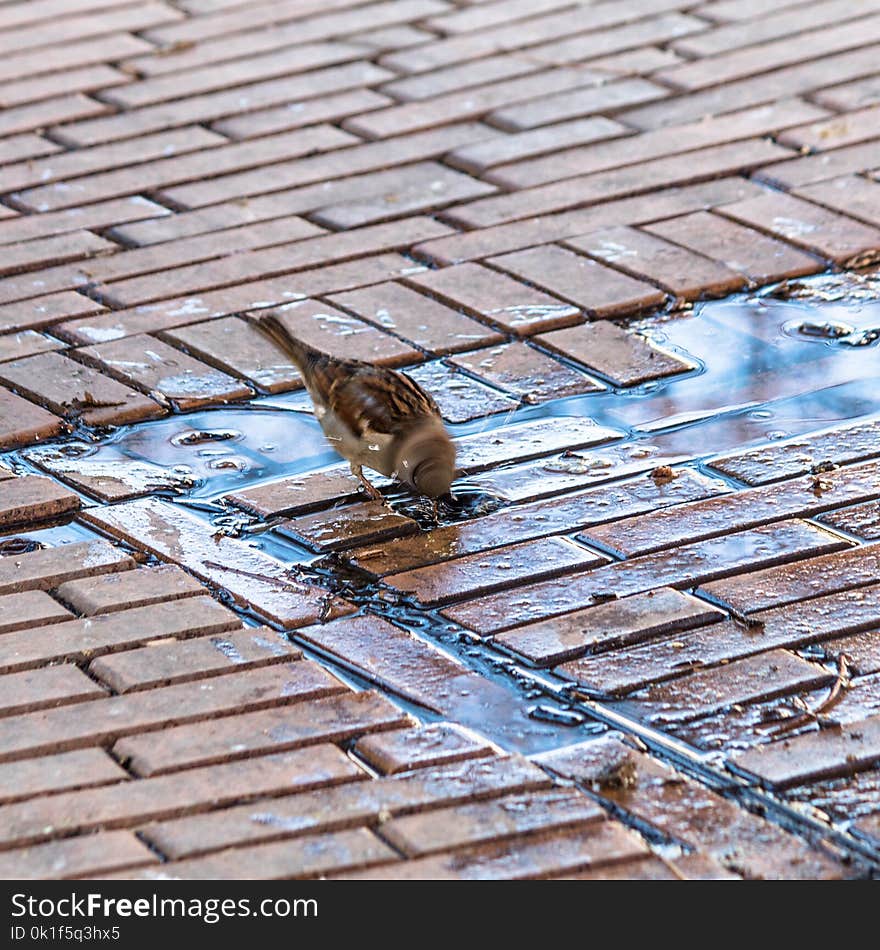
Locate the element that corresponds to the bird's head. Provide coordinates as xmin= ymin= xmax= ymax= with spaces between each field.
xmin=394 ymin=419 xmax=456 ymax=499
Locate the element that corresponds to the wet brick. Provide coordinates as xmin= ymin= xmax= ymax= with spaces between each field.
xmin=54 ymin=564 xmax=205 ymax=615
xmin=404 ymin=262 xmax=582 ymax=336
xmin=114 ymin=690 xmax=409 ymax=776
xmin=0 ymin=596 xmax=241 ymax=674
xmin=385 ymin=537 xmax=608 ymax=608
xmin=0 ymin=749 xmax=127 ymax=807
xmin=277 ymin=501 xmax=419 ymax=553
xmin=0 ymin=539 xmax=134 ymax=595
xmin=449 ymin=342 xmax=604 ymax=403
xmin=328 ymin=282 xmax=503 ymax=356
xmin=0 ymin=590 xmax=71 ymax=634
xmin=535 ymin=320 xmax=695 ymax=385
xmin=88 ymin=626 xmax=301 ymax=694
xmin=494 ymin=588 xmax=724 ymax=666
xmin=0 ymin=665 xmax=107 ymax=717
xmin=0 ymin=352 xmax=164 ymax=426
xmin=444 ymin=520 xmax=847 ymax=635
xmin=0 ymin=745 xmax=362 ymax=849
xmin=379 ymin=788 xmax=604 ymax=857
xmin=821 ymin=502 xmax=880 ymax=540
xmin=81 ymin=497 xmax=354 ymax=629
xmin=0 ymin=476 xmax=79 ymax=529
xmin=401 ymin=360 xmax=521 ymax=423
xmin=0 ymin=388 xmax=65 ymax=450
xmin=354 ymin=723 xmax=494 ymax=775
xmin=0 ymin=831 xmax=157 ymax=880
xmin=142 ymin=755 xmax=549 ymax=859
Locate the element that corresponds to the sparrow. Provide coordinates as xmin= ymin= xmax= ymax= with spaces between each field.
xmin=255 ymin=312 xmax=456 ymax=501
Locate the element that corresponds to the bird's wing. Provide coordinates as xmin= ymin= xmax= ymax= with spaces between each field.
xmin=329 ymin=367 xmax=440 ymax=437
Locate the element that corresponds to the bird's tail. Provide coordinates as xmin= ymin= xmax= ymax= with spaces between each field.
xmin=253 ymin=312 xmax=324 ymax=371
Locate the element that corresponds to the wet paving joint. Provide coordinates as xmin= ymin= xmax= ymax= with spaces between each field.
xmin=3 ymin=276 xmax=880 ymax=876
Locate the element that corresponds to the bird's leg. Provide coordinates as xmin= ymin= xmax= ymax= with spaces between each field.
xmin=351 ymin=463 xmax=383 ymax=501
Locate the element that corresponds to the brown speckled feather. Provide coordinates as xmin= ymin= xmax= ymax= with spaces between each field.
xmin=256 ymin=312 xmax=440 ymax=436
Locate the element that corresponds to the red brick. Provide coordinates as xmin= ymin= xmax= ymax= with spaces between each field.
xmin=328 ymin=283 xmax=503 ymax=356
xmin=0 ymin=352 xmax=164 ymax=426
xmin=527 ymin=11 xmax=705 ymax=70
xmin=561 ymin=583 xmax=880 ymax=695
xmin=0 ymin=93 xmax=110 ymax=137
xmin=404 ymin=262 xmax=582 ymax=336
xmin=586 ymin=459 xmax=880 ymax=557
xmin=0 ymin=231 xmax=114 ymax=277
xmin=637 ymin=650 xmax=834 ymax=723
xmin=96 ymin=219 xmax=453 ymax=307
xmin=0 ymin=590 xmax=71 ymax=634
xmin=645 ymin=211 xmax=822 ymax=284
xmin=81 ymin=498 xmax=354 ymax=629
xmin=658 ymin=13 xmax=880 ymax=91
xmin=709 ymin=418 xmax=880 ymax=485
xmin=132 ymin=828 xmax=396 ymax=880
xmin=778 ymin=104 xmax=880 ymax=152
xmin=675 ymin=2 xmax=872 ymax=57
xmin=821 ymin=502 xmax=880 ymax=540
xmin=311 ymin=165 xmax=496 ymax=230
xmin=380 ymin=0 xmax=692 ymax=74
xmin=0 ymin=293 xmax=105 ymax=332
xmin=453 ymin=416 xmax=623 ymax=473
xmin=0 ymin=387 xmax=70 ymax=449
xmin=444 ymin=520 xmax=847 ymax=635
xmin=0 ymin=662 xmax=344 ymax=763
xmin=0 ymin=331 xmax=64 ymax=364
xmin=717 ymin=191 xmax=880 ymax=266
xmin=812 ymin=75 xmax=880 ymax=111
xmin=449 ymin=342 xmax=604 ymax=402
xmin=0 ymin=596 xmax=239 ymax=675
xmin=380 ymin=788 xmax=604 ymax=857
xmin=77 ymin=335 xmax=252 ymax=410
xmin=535 ymin=319 xmax=694 ymax=385
xmin=159 ymin=124 xmax=492 ymax=209
xmin=755 ymin=139 xmax=880 ymax=190
xmin=88 ymin=626 xmax=301 ymax=695
xmin=0 ymin=133 xmax=60 ymax=166
xmin=344 ymin=67 xmax=609 ymax=139
xmin=354 ymin=723 xmax=493 ymax=775
xmin=22 ymin=441 xmax=192 ymax=503
xmin=0 ymin=476 xmax=79 ymax=529
xmin=0 ymin=33 xmax=153 ymax=85
xmin=0 ymin=745 xmax=361 ymax=849
xmin=55 ymin=254 xmax=425 ymax=343
xmin=446 ymin=139 xmax=791 ymax=229
xmin=795 ymin=176 xmax=880 ymax=230
xmin=735 ymin=714 xmax=880 ymax=788
xmin=348 ymin=470 xmax=727 ymax=576
xmin=448 ymin=116 xmax=627 ymax=175
xmin=386 ymin=537 xmax=607 ymax=608
xmin=2 ymin=128 xmax=222 ymax=197
xmin=0 ymin=539 xmax=134 ymax=595
xmin=424 ymin=0 xmax=571 ymax=35
xmin=141 ymin=0 xmax=444 ymax=64
xmin=54 ymin=564 xmax=204 ymax=616
xmin=22 ymin=125 xmax=356 ymax=215
xmin=336 ymin=823 xmax=648 ymax=879
xmin=0 ymin=748 xmax=127 ymax=806
xmin=142 ymin=754 xmax=549 ymax=858
xmin=114 ymin=690 xmax=408 ymax=777
xmin=161 ymin=317 xmax=304 ymax=394
xmin=0 ymin=64 xmax=128 ymax=109
xmin=489 ymin=77 xmax=668 ymax=131
xmin=226 ymin=467 xmax=363 ymax=519
xmin=698 ymin=543 xmax=880 ymax=615
xmin=564 ymin=226 xmax=746 ymax=301
xmin=495 ymin=588 xmax=724 ymax=666
xmin=0 ymin=665 xmax=106 ymax=717
xmin=104 ymin=42 xmax=369 ymax=110
xmin=0 ymin=4 xmax=182 ymax=58
xmin=278 ymin=502 xmax=419 ymax=554
xmin=540 ymin=740 xmax=843 ymax=879
xmin=489 ymin=245 xmax=666 ymax=318
xmin=415 ymin=178 xmax=766 ymax=265
xmin=213 ymin=88 xmax=392 ymax=140
xmin=0 ymin=831 xmax=157 ymax=880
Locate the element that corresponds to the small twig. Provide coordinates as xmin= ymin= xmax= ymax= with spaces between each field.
xmin=765 ymin=654 xmax=852 ymax=736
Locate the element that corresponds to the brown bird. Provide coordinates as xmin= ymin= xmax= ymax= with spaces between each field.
xmin=256 ymin=313 xmax=456 ymax=500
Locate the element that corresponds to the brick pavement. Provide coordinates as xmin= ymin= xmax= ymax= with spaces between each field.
xmin=1 ymin=0 xmax=880 ymax=879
